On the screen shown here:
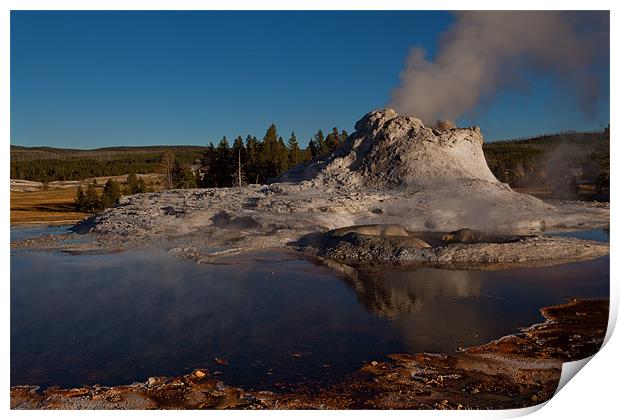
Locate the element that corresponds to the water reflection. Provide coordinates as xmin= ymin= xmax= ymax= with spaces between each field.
xmin=342 ymin=269 xmax=482 ymax=319
xmin=11 ymin=229 xmax=609 ymax=391
xmin=338 ymin=255 xmax=608 ymax=351
xmin=11 ymin=250 xmax=404 ymax=389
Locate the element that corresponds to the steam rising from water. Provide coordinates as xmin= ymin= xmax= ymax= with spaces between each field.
xmin=389 ymin=11 xmax=608 ymax=124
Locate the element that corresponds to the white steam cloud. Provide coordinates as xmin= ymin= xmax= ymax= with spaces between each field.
xmin=389 ymin=11 xmax=608 ymax=124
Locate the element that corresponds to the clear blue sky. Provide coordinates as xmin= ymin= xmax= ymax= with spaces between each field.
xmin=11 ymin=11 xmax=610 ymax=149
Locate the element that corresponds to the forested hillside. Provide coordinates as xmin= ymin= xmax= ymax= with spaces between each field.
xmin=484 ymin=127 xmax=609 ymax=197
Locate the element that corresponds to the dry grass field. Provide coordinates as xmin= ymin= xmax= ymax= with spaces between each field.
xmin=11 ymin=187 xmax=91 ymax=225
xmin=10 ymin=173 xmax=165 ymax=226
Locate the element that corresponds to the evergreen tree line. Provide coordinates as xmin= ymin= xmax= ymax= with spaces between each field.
xmin=74 ymin=173 xmax=147 ymax=212
xmin=11 ymin=125 xmax=348 ymax=185
xmin=194 ymin=125 xmax=347 ymax=188
xmin=11 ymin=156 xmax=162 ymax=183
xmin=484 ymin=127 xmax=609 ymax=195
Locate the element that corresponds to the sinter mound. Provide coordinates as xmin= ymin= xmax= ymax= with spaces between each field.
xmin=277 ymin=108 xmax=560 ymax=232
xmin=33 ymin=109 xmax=608 ymax=264
xmin=280 ymin=108 xmax=506 ymax=188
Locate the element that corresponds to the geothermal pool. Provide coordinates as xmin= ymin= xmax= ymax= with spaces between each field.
xmin=10 ymin=227 xmax=609 ymax=391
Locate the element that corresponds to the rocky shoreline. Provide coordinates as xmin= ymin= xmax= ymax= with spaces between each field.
xmin=11 ymin=299 xmax=608 ymax=410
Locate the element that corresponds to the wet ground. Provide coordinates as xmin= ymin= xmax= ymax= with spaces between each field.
xmin=10 ymin=227 xmax=609 ymax=397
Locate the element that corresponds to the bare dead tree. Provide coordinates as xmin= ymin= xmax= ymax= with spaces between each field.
xmin=161 ymin=151 xmax=174 ymax=189
xmin=238 ymin=148 xmax=242 ymax=188
xmin=232 ymin=148 xmax=245 ymax=188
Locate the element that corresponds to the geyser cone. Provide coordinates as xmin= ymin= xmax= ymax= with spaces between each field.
xmin=279 ymin=108 xmax=500 ymax=189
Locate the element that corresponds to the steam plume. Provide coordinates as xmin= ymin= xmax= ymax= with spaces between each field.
xmin=389 ymin=11 xmax=608 ymax=124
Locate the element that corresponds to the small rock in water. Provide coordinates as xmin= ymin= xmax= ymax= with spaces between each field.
xmin=214 ymin=358 xmax=229 ymax=366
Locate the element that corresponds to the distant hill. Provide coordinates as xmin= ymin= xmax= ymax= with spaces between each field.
xmin=10 ymin=145 xmax=210 ymax=183
xmin=485 ymin=130 xmax=609 ymax=153
xmin=10 ymin=145 xmax=209 ymax=162
xmin=484 ymin=129 xmax=609 ymax=179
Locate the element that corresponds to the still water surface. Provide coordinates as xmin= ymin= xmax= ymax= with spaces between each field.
xmin=10 ymin=227 xmax=609 ymax=390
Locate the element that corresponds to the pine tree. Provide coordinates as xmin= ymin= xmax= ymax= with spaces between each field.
xmin=74 ymin=186 xmax=86 ymax=211
xmin=127 ymin=172 xmax=138 ymax=192
xmin=101 ymin=178 xmax=121 ymax=208
xmin=198 ymin=143 xmax=217 ymax=187
xmin=275 ymin=136 xmax=289 ymax=174
xmin=287 ymin=132 xmax=302 ymax=167
xmin=309 ymin=130 xmax=327 ymax=158
xmin=172 ymin=161 xmax=198 ymax=189
xmin=245 ymin=135 xmax=260 ymax=184
xmin=126 ymin=172 xmax=147 ymax=194
xmin=260 ymin=124 xmax=280 ymax=179
xmin=325 ymin=127 xmax=341 ymax=151
xmin=308 ymin=139 xmax=318 ymax=159
xmin=85 ymin=180 xmax=101 ymax=212
xmin=136 ymin=177 xmax=147 ymax=193
xmin=214 ymin=136 xmax=233 ymax=187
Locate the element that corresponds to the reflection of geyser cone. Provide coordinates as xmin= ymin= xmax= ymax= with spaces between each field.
xmin=338 ymin=268 xmax=482 ymax=320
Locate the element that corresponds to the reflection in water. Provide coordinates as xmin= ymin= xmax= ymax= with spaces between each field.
xmin=342 ymin=269 xmax=482 ymax=319
xmin=11 ymin=250 xmax=404 ymax=390
xmin=340 ymin=255 xmax=608 ymax=352
xmin=11 ymin=229 xmax=609 ymax=391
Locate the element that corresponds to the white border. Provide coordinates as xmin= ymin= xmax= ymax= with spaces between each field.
xmin=2 ymin=2 xmax=616 ymax=419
